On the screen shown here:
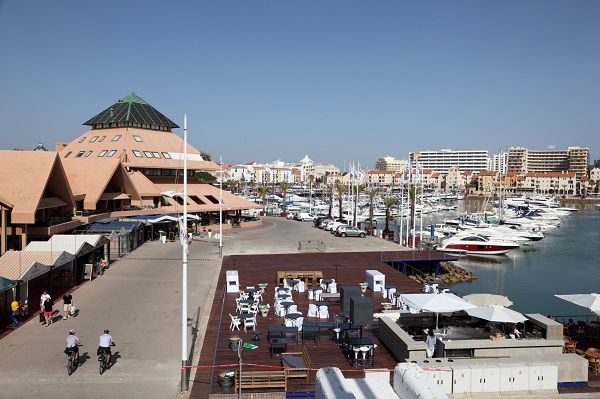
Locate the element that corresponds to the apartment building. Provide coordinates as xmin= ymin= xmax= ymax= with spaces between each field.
xmin=410 ymin=149 xmax=490 ymax=173
xmin=507 ymin=146 xmax=589 ymax=177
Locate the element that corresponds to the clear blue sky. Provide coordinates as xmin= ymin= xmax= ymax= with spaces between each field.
xmin=1 ymin=1 xmax=598 ymax=170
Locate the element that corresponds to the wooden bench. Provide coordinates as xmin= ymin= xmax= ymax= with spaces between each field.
xmin=281 ymin=345 xmax=311 ymax=381
xmin=234 ymin=369 xmax=287 ymax=391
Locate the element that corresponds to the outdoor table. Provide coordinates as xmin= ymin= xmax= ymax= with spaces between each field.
xmin=318 ymin=321 xmax=334 ymax=338
xmin=303 ymin=321 xmax=318 ymax=327
xmin=238 ymin=313 xmax=254 ymax=320
xmin=302 ymin=325 xmax=320 ymax=344
xmin=244 ymin=288 xmax=257 ymax=293
xmin=316 ymin=301 xmax=330 ymax=307
xmin=277 ymin=294 xmax=291 ymax=300
xmin=348 ymin=336 xmax=374 ymax=366
xmin=338 ymin=312 xmax=350 ymax=322
xmin=289 ymin=279 xmax=301 ymax=290
xmin=311 ymin=286 xmax=322 ymax=291
xmin=277 ymin=288 xmax=291 ymax=293
xmin=285 ymin=312 xmax=302 ymax=320
xmin=321 ymin=279 xmax=332 ymax=290
xmin=270 ymin=337 xmax=288 ymax=358
xmin=280 ymin=301 xmax=295 ymax=312
xmin=239 ymin=299 xmax=255 ymax=305
xmin=340 ymin=322 xmax=362 ymax=346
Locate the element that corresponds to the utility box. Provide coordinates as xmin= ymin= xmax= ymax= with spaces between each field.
xmin=366 ymin=270 xmax=385 ymax=294
xmin=226 ymin=270 xmax=239 ymax=293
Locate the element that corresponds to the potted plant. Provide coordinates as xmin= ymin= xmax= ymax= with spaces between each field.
xmin=160 ymin=231 xmax=167 ymax=243
xmin=359 ymin=282 xmax=368 ymax=293
xmin=259 ymin=303 xmax=270 ymax=317
xmin=208 ymin=228 xmax=212 ymax=238
xmin=382 ymin=302 xmax=392 ymax=311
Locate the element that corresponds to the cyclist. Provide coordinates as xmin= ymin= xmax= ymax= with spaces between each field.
xmin=65 ymin=329 xmax=81 ymax=364
xmin=98 ymin=329 xmax=115 ymax=367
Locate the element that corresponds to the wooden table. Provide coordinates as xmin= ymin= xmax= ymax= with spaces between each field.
xmin=276 ymin=271 xmax=323 ymax=287
xmin=270 ymin=337 xmax=288 ymax=358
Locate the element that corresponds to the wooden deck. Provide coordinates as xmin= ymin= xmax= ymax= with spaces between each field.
xmin=189 ymin=251 xmax=427 ymax=398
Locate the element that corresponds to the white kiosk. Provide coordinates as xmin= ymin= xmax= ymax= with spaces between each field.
xmin=366 ymin=270 xmax=385 ymax=294
xmin=226 ymin=270 xmax=239 ymax=293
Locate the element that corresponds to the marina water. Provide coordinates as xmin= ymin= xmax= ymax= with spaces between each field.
xmin=390 ymin=206 xmax=600 ymax=323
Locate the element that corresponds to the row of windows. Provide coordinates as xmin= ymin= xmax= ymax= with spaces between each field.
xmin=78 ymin=134 xmax=137 ymax=143
xmin=131 ymin=150 xmax=171 ymax=159
xmin=94 ymin=122 xmax=169 ymax=131
xmin=64 ymin=149 xmax=118 ymax=158
xmin=144 ymin=169 xmax=195 ymax=176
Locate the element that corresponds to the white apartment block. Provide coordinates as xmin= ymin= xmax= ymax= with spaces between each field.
xmin=230 ymin=156 xmax=339 ymax=185
xmin=489 ymin=152 xmax=508 ymax=173
xmin=507 ymin=146 xmax=589 ymax=177
xmin=520 ymin=171 xmax=577 ymax=195
xmin=410 ymin=149 xmax=490 ymax=173
xmin=446 ymin=166 xmax=466 ymax=191
xmin=375 ymin=156 xmax=404 ymax=172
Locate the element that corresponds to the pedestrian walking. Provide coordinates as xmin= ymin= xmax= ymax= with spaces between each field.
xmin=40 ymin=290 xmax=50 ymax=323
xmin=43 ymin=296 xmax=54 ymax=326
xmin=63 ymin=291 xmax=74 ymax=320
xmin=10 ymin=299 xmax=19 ymax=328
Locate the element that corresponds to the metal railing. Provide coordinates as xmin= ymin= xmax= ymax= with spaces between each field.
xmin=298 ymin=240 xmax=326 ymax=252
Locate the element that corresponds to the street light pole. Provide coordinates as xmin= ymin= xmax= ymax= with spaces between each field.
xmin=219 ymin=156 xmax=223 ymax=258
xmin=181 ymin=115 xmax=189 ymax=391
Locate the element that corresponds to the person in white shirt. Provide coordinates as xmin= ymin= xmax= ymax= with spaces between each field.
xmin=98 ymin=329 xmax=115 ymax=366
xmin=426 ymin=328 xmax=437 ymax=358
xmin=65 ymin=329 xmax=81 ymax=363
xmin=40 ymin=291 xmax=50 ymax=321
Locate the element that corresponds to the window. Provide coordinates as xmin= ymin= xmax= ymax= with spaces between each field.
xmin=163 ymin=169 xmax=177 ymax=176
xmin=78 ymin=137 xmax=86 ymax=143
xmin=64 ymin=151 xmax=72 ymax=158
xmin=132 ymin=150 xmax=143 ymax=158
xmin=133 ymin=135 xmax=143 ymax=142
xmin=152 ymin=152 xmax=160 ymax=158
xmin=112 ymin=135 xmax=121 ymax=142
xmin=161 ymin=152 xmax=171 ymax=159
xmin=98 ymin=136 xmax=106 ymax=142
xmin=98 ymin=150 xmax=108 ymax=157
xmin=85 ymin=151 xmax=93 ymax=157
xmin=90 ymin=136 xmax=99 ymax=143
xmin=143 ymin=151 xmax=153 ymax=158
xmin=75 ymin=151 xmax=85 ymax=158
xmin=107 ymin=150 xmax=116 ymax=157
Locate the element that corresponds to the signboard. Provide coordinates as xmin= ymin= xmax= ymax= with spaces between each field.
xmin=83 ymin=263 xmax=93 ymax=281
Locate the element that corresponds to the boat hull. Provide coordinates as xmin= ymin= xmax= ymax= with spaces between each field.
xmin=439 ymin=243 xmax=518 ymax=255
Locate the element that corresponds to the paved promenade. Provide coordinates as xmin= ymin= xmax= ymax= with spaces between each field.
xmin=0 ymin=217 xmax=406 ymax=399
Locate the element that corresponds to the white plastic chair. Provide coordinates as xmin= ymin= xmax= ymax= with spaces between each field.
xmin=388 ymin=288 xmax=397 ymax=305
xmin=244 ymin=316 xmax=256 ymax=331
xmin=314 ymin=289 xmax=323 ymax=301
xmin=252 ymin=291 xmax=262 ymax=302
xmin=307 ymin=289 xmax=314 ymax=300
xmin=288 ymin=304 xmax=298 ymax=314
xmin=380 ymin=286 xmax=387 ymax=298
xmin=318 ymin=305 xmax=329 ymax=319
xmin=229 ymin=314 xmax=241 ymax=331
xmin=235 ymin=298 xmax=241 ymax=312
xmin=284 ymin=318 xmax=295 ymax=327
xmin=294 ymin=316 xmax=304 ymax=330
xmin=328 ymin=282 xmax=337 ymax=294
xmin=307 ymin=304 xmax=318 ymax=317
xmin=297 ymin=281 xmax=305 ymax=293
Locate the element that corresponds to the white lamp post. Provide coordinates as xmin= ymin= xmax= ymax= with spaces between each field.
xmin=219 ymin=156 xmax=223 ymax=258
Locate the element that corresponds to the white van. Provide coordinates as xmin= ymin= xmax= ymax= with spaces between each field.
xmin=295 ymin=213 xmax=315 ymax=222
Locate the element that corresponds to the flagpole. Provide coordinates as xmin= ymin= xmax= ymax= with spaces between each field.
xmin=181 ymin=115 xmax=189 ymax=391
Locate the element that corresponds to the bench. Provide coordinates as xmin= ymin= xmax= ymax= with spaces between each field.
xmin=234 ymin=369 xmax=287 ymax=391
xmin=281 ymin=345 xmax=311 ymax=380
xmin=320 ymin=292 xmax=340 ymax=305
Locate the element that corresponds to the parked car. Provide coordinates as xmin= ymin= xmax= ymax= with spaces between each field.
xmin=286 ymin=212 xmax=297 ymax=220
xmin=295 ymin=213 xmax=316 ymax=222
xmin=314 ymin=216 xmax=330 ymax=227
xmin=325 ymin=221 xmax=345 ymax=232
xmin=335 ymin=225 xmax=367 ymax=238
xmin=318 ymin=218 xmax=334 ymax=229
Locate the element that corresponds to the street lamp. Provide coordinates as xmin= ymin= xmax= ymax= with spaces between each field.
xmin=219 ymin=156 xmax=223 ymax=258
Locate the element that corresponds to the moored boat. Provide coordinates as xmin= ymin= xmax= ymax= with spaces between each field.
xmin=438 ymin=233 xmax=520 ymax=255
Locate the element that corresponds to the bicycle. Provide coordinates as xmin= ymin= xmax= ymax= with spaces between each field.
xmin=66 ymin=345 xmax=81 ymax=375
xmin=98 ymin=350 xmax=108 ymax=375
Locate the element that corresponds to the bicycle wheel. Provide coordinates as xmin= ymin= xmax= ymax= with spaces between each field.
xmin=99 ymin=355 xmax=105 ymax=375
xmin=67 ymin=356 xmax=73 ymax=376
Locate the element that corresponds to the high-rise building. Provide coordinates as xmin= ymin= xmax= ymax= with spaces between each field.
xmin=410 ymin=149 xmax=490 ymax=173
xmin=507 ymin=146 xmax=589 ymax=177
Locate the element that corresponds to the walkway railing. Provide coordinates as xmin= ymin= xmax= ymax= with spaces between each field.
xmin=298 ymin=240 xmax=326 ymax=252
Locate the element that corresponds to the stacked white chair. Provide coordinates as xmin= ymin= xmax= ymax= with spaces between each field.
xmin=240 ymin=302 xmax=250 ymax=313
xmin=307 ymin=304 xmax=318 ymax=317
xmin=297 ymin=281 xmax=305 ymax=293
xmin=318 ymin=305 xmax=329 ymax=319
xmin=284 ymin=318 xmax=295 ymax=327
xmin=275 ymin=301 xmax=286 ymax=317
xmin=381 ymin=285 xmax=387 ymax=299
xmin=307 ymin=289 xmax=314 ymax=300
xmin=229 ymin=314 xmax=241 ymax=331
xmin=294 ymin=316 xmax=304 ymax=330
xmin=282 ymin=279 xmax=291 ymax=289
xmin=388 ymin=288 xmax=397 ymax=305
xmin=252 ymin=291 xmax=262 ymax=302
xmin=288 ymin=304 xmax=298 ymax=314
xmin=235 ymin=298 xmax=242 ymax=312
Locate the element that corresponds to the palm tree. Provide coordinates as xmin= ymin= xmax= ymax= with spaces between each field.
xmin=257 ymin=185 xmax=270 ymax=214
xmin=326 ymin=184 xmax=334 ymax=218
xmin=308 ymin=174 xmax=315 ymax=212
xmin=335 ymin=180 xmax=348 ymax=221
xmin=383 ymin=196 xmax=398 ymax=233
xmin=368 ymin=186 xmax=379 ymax=228
xmin=279 ymin=181 xmax=292 ymax=214
xmin=407 ymin=184 xmax=422 ymax=236
xmin=227 ymin=179 xmax=237 ymax=194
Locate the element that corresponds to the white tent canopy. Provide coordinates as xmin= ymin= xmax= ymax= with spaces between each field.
xmin=555 ymin=293 xmax=600 ymax=317
xmin=466 ymin=304 xmax=527 ymax=323
xmin=401 ymin=293 xmax=477 ymax=313
xmin=463 ymin=293 xmax=513 ymax=307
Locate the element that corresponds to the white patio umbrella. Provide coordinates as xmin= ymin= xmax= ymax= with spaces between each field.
xmin=466 ymin=304 xmax=527 ymax=323
xmin=401 ymin=293 xmax=477 ymax=328
xmin=555 ymin=293 xmax=600 ymax=316
xmin=463 ymin=293 xmax=513 ymax=307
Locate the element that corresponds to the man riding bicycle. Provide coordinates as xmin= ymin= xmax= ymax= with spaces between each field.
xmin=97 ymin=329 xmax=115 ymax=367
xmin=65 ymin=329 xmax=81 ymax=363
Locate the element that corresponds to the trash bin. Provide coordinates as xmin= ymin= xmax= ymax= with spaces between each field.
xmin=229 ymin=336 xmax=242 ymax=351
xmin=199 ymin=231 xmax=205 ymax=238
xmin=218 ymin=370 xmax=234 ymax=390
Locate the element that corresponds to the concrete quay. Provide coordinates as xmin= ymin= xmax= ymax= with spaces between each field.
xmin=0 ymin=217 xmax=407 ymax=399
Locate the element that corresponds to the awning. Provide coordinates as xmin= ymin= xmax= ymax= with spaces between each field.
xmin=38 ymin=197 xmax=68 ymax=209
xmin=0 ymin=276 xmax=17 ymax=293
xmin=99 ymin=192 xmax=130 ymax=201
